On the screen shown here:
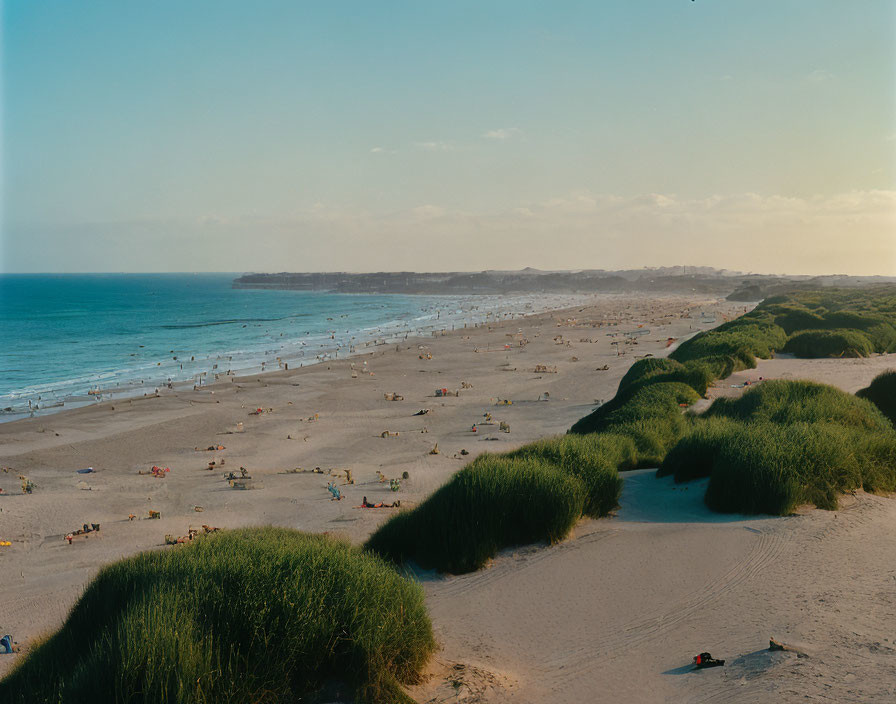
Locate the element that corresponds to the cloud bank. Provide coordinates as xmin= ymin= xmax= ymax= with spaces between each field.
xmin=4 ymin=190 xmax=894 ymax=275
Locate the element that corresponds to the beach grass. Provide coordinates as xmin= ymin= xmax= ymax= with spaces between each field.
xmin=782 ymin=328 xmax=875 ymax=358
xmin=568 ymin=381 xmax=700 ymax=435
xmin=856 ymin=369 xmax=896 ymax=426
xmin=704 ymin=379 xmax=893 ymax=430
xmin=616 ymin=357 xmax=717 ymax=397
xmin=659 ymin=381 xmax=896 ymax=514
xmin=366 ymin=454 xmax=591 ymax=574
xmin=504 ymin=434 xmax=627 ymax=516
xmin=577 ymin=286 xmax=896 ymax=516
xmin=704 ymin=420 xmax=896 ymax=514
xmin=369 ymin=287 xmax=896 ymax=574
xmin=0 ymin=528 xmax=435 ymax=704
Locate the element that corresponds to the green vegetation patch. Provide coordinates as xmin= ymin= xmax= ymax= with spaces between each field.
xmin=659 ymin=381 xmax=896 ymax=514
xmin=569 ymin=381 xmax=700 ymax=435
xmin=670 ymin=321 xmax=787 ymax=371
xmin=704 ymin=379 xmax=892 ymax=431
xmin=1 ymin=528 xmax=436 ymax=704
xmin=366 ymin=454 xmax=593 ymax=574
xmin=370 ymin=287 xmax=896 ymax=576
xmin=782 ymin=329 xmax=875 ymax=358
xmin=857 ymin=369 xmax=896 ymax=427
xmin=616 ymin=357 xmax=717 ymax=396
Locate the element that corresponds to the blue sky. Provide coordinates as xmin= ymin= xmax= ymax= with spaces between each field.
xmin=2 ymin=1 xmax=894 ymax=274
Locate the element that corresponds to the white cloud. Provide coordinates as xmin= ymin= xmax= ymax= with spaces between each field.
xmin=807 ymin=69 xmax=835 ymax=84
xmin=370 ymin=146 xmax=385 ymax=153
xmin=483 ymin=127 xmax=522 ymax=140
xmin=415 ymin=141 xmax=454 ymax=152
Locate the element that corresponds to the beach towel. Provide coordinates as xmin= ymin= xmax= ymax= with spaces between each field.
xmin=0 ymin=635 xmax=12 ymax=654
xmin=76 ymin=467 xmax=94 ymax=474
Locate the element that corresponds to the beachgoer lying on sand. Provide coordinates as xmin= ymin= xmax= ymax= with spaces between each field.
xmin=361 ymin=497 xmax=400 ymax=508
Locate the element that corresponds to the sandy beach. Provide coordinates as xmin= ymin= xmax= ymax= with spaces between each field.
xmin=1 ymin=292 xmax=894 ymax=703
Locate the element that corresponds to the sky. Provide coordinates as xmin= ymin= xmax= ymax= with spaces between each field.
xmin=1 ymin=1 xmax=894 ymax=275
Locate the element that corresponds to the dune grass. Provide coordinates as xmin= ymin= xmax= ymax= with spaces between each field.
xmin=656 ymin=416 xmax=740 ymax=483
xmin=504 ymin=434 xmax=628 ymax=515
xmin=366 ymin=454 xmax=593 ymax=574
xmin=369 ymin=287 xmax=896 ymax=574
xmin=569 ymin=381 xmax=700 ymax=435
xmin=705 ymin=421 xmax=896 ymax=514
xmin=704 ymin=379 xmax=893 ymax=431
xmin=0 ymin=528 xmax=436 ymax=704
xmin=671 ymin=287 xmax=896 ymax=369
xmin=856 ymin=369 xmax=896 ymax=426
xmin=658 ymin=381 xmax=896 ymax=514
xmin=583 ymin=287 xmax=896 ymax=516
xmin=616 ymin=357 xmax=716 ymax=397
xmin=782 ymin=328 xmax=875 ymax=358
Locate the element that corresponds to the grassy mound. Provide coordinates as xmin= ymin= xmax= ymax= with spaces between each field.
xmin=670 ymin=321 xmax=787 ymax=371
xmin=705 ymin=421 xmax=896 ymax=514
xmin=856 ymin=370 xmax=896 ymax=426
xmin=616 ymin=357 xmax=716 ymax=396
xmin=656 ymin=417 xmax=739 ymax=482
xmin=564 ymin=286 xmax=896 ymax=518
xmin=569 ymin=381 xmax=700 ymax=435
xmin=366 ymin=448 xmax=621 ymax=574
xmin=504 ymin=434 xmax=628 ymax=515
xmin=658 ymin=381 xmax=896 ymax=514
xmin=673 ymin=287 xmax=895 ymax=369
xmin=704 ymin=379 xmax=892 ymax=431
xmin=782 ymin=329 xmax=875 ymax=358
xmin=1 ymin=528 xmax=435 ymax=704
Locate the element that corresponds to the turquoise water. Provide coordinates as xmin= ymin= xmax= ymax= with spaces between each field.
xmin=0 ymin=274 xmax=573 ymax=419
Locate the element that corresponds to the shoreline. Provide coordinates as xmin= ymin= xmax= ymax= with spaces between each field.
xmin=0 ymin=291 xmax=601 ymax=424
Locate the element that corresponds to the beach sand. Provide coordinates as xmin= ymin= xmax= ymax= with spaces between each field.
xmin=1 ymin=293 xmax=894 ymax=703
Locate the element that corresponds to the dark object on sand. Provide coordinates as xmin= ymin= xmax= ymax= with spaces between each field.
xmin=693 ymin=652 xmax=724 ymax=668
xmin=769 ymin=638 xmax=785 ymax=651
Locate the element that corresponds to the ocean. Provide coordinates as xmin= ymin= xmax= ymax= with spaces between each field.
xmin=0 ymin=273 xmax=586 ymax=421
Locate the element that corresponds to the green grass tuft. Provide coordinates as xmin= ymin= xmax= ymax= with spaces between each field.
xmin=782 ymin=329 xmax=875 ymax=358
xmin=504 ymin=434 xmax=627 ymax=516
xmin=660 ymin=381 xmax=896 ymax=514
xmin=365 ymin=454 xmax=591 ymax=574
xmin=704 ymin=379 xmax=892 ymax=431
xmin=0 ymin=528 xmax=436 ymax=704
xmin=704 ymin=421 xmax=896 ymax=514
xmin=856 ymin=369 xmax=896 ymax=427
xmin=657 ymin=417 xmax=740 ymax=482
xmin=568 ymin=381 xmax=699 ymax=435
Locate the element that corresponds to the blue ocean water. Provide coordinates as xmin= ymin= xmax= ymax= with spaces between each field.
xmin=0 ymin=274 xmax=573 ymax=420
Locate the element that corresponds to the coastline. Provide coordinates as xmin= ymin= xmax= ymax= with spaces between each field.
xmin=2 ymin=291 xmax=894 ymax=702
xmin=0 ymin=290 xmax=598 ymax=424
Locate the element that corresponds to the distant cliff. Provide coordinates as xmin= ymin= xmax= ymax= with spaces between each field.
xmin=233 ymin=268 xmax=743 ymax=295
xmin=233 ymin=269 xmax=895 ymax=298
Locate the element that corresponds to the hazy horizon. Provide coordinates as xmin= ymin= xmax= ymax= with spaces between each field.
xmin=2 ymin=1 xmax=894 ymax=275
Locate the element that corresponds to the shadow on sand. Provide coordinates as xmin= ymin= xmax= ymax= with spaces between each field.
xmin=615 ymin=469 xmax=775 ymax=524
